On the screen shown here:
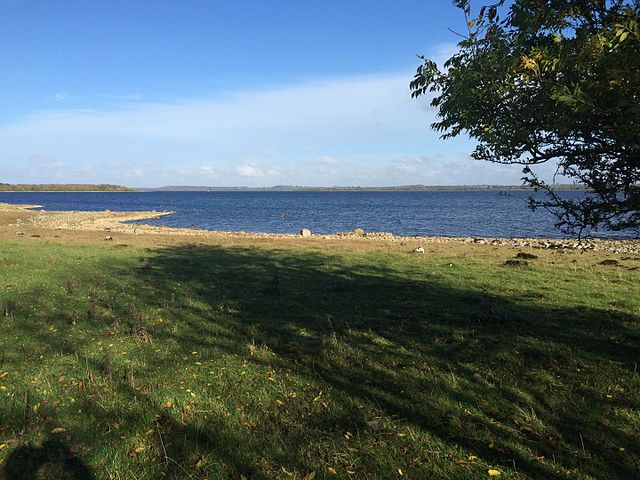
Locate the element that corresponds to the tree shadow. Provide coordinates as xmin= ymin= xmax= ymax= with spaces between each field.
xmin=3 ymin=439 xmax=94 ymax=480
xmin=2 ymin=244 xmax=639 ymax=478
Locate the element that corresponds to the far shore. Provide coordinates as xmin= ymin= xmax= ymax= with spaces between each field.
xmin=0 ymin=183 xmax=588 ymax=192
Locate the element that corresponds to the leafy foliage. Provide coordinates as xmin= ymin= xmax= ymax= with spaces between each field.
xmin=411 ymin=0 xmax=640 ymax=237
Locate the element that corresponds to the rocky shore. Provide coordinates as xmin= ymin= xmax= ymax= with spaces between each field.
xmin=2 ymin=202 xmax=639 ymax=254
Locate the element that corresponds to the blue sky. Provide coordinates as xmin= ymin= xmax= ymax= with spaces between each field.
xmin=0 ymin=0 xmax=529 ymax=187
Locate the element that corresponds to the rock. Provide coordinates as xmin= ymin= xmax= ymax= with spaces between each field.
xmin=353 ymin=227 xmax=366 ymax=236
xmin=414 ymin=246 xmax=425 ymax=254
xmin=300 ymin=228 xmax=312 ymax=238
xmin=104 ymin=236 xmax=113 ymax=241
xmin=15 ymin=231 xmax=24 ymax=236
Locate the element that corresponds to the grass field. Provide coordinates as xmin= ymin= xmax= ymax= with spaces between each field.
xmin=0 ymin=231 xmax=639 ymax=479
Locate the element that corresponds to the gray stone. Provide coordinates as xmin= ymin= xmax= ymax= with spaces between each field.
xmin=104 ymin=236 xmax=113 ymax=241
xmin=300 ymin=228 xmax=312 ymax=238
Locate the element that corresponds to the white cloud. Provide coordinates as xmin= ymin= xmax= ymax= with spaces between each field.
xmin=237 ymin=165 xmax=265 ymax=177
xmin=0 ymin=49 xmax=548 ymax=187
xmin=317 ymin=155 xmax=339 ymax=166
xmin=99 ymin=93 xmax=144 ymax=100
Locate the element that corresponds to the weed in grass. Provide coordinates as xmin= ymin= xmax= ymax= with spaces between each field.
xmin=67 ymin=310 xmax=81 ymax=326
xmin=101 ymin=354 xmax=113 ymax=383
xmin=2 ymin=299 xmax=16 ymax=319
xmin=64 ymin=276 xmax=78 ymax=295
xmin=125 ymin=364 xmax=136 ymax=390
xmin=504 ymin=258 xmax=529 ymax=267
xmin=105 ymin=293 xmax=118 ymax=311
xmin=599 ymin=259 xmax=620 ymax=266
xmin=218 ymin=291 xmax=230 ymax=313
xmin=269 ymin=270 xmax=281 ymax=294
xmin=87 ymin=287 xmax=99 ymax=320
xmin=515 ymin=252 xmax=539 ymax=260
xmin=108 ymin=317 xmax=120 ymax=335
xmin=134 ymin=323 xmax=151 ymax=343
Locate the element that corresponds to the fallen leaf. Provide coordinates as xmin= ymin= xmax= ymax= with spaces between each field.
xmin=468 ymin=455 xmax=478 ymax=461
xmin=488 ymin=469 xmax=501 ymax=476
xmin=128 ymin=446 xmax=145 ymax=457
xmin=326 ymin=467 xmax=337 ymax=475
xmin=50 ymin=427 xmax=66 ymax=434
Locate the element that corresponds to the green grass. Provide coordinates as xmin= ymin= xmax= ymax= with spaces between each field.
xmin=0 ymin=240 xmax=639 ymax=479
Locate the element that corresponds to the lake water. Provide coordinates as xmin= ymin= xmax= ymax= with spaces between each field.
xmin=0 ymin=190 xmax=623 ymax=239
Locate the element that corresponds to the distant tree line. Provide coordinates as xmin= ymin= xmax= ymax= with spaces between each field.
xmin=0 ymin=183 xmax=132 ymax=192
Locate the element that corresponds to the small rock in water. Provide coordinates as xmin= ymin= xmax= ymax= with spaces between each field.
xmin=353 ymin=227 xmax=366 ymax=236
xmin=104 ymin=236 xmax=113 ymax=241
xmin=300 ymin=228 xmax=312 ymax=238
xmin=414 ymin=246 xmax=425 ymax=254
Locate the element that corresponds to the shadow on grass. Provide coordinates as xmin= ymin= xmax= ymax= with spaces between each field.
xmin=3 ymin=439 xmax=94 ymax=479
xmin=3 ymin=244 xmax=640 ymax=479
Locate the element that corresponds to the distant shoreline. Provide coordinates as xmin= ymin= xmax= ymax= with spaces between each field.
xmin=0 ymin=183 xmax=131 ymax=192
xmin=0 ymin=183 xmax=585 ymax=192
xmin=136 ymin=184 xmax=585 ymax=192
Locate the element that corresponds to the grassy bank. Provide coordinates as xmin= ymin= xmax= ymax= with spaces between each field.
xmin=0 ymin=235 xmax=639 ymax=479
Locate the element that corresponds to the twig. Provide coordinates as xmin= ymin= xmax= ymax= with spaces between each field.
xmin=154 ymin=418 xmax=169 ymax=465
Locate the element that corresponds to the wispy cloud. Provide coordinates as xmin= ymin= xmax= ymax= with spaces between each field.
xmin=99 ymin=93 xmax=144 ymax=101
xmin=0 ymin=56 xmax=539 ymax=187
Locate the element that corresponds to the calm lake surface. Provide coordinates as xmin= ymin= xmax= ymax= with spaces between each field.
xmin=0 ymin=190 xmax=623 ymax=239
